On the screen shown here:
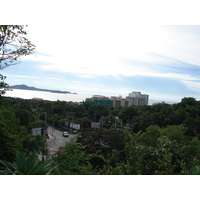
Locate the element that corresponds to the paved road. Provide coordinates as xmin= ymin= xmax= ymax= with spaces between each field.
xmin=47 ymin=126 xmax=77 ymax=157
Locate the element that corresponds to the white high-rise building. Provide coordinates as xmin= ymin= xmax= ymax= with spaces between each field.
xmin=127 ymin=91 xmax=149 ymax=106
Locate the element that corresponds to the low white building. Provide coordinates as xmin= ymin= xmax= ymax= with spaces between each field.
xmin=32 ymin=128 xmax=42 ymax=135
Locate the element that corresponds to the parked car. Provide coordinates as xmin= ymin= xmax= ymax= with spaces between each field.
xmin=63 ymin=131 xmax=69 ymax=137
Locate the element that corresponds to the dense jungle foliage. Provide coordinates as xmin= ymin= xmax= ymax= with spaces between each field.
xmin=1 ymin=96 xmax=200 ymax=175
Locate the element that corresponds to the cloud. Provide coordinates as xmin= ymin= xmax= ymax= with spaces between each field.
xmin=28 ymin=46 xmax=200 ymax=89
xmin=5 ymin=74 xmax=40 ymax=79
xmin=45 ymin=77 xmax=62 ymax=81
xmin=72 ymin=81 xmax=82 ymax=84
xmin=23 ymin=26 xmax=200 ymax=83
xmin=36 ymin=52 xmax=53 ymax=57
xmin=181 ymin=80 xmax=200 ymax=92
xmin=121 ymin=51 xmax=200 ymax=78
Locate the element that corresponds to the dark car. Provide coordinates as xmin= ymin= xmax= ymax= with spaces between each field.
xmin=63 ymin=131 xmax=69 ymax=137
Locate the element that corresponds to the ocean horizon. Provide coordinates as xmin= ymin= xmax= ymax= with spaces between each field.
xmin=5 ymin=89 xmax=92 ymax=102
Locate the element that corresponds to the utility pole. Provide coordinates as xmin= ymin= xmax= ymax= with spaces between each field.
xmin=81 ymin=120 xmax=83 ymax=134
xmin=52 ymin=114 xmax=57 ymax=137
xmin=101 ymin=116 xmax=104 ymax=128
xmin=52 ymin=119 xmax=54 ymax=137
xmin=71 ymin=112 xmax=75 ymax=130
xmin=66 ymin=112 xmax=75 ymax=130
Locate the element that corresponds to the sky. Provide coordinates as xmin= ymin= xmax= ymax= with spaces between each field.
xmin=2 ymin=1 xmax=200 ymax=103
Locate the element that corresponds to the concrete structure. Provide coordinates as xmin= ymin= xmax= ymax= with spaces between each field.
xmin=32 ymin=128 xmax=42 ymax=135
xmin=126 ymin=91 xmax=149 ymax=106
xmin=86 ymin=96 xmax=113 ymax=106
xmin=111 ymin=96 xmax=129 ymax=108
xmin=91 ymin=122 xmax=100 ymax=128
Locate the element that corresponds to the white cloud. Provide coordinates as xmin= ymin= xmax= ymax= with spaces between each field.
xmin=25 ymin=51 xmax=200 ymax=88
xmin=5 ymin=74 xmax=40 ymax=79
xmin=181 ymin=80 xmax=200 ymax=92
xmin=72 ymin=81 xmax=82 ymax=84
xmin=147 ymin=72 xmax=200 ymax=81
xmin=23 ymin=25 xmax=200 ymax=84
xmin=45 ymin=77 xmax=62 ymax=81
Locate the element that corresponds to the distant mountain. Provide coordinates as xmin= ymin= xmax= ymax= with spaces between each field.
xmin=11 ymin=84 xmax=77 ymax=94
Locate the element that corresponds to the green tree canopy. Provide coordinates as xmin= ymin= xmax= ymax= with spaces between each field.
xmin=0 ymin=25 xmax=35 ymax=69
xmin=0 ymin=25 xmax=35 ymax=96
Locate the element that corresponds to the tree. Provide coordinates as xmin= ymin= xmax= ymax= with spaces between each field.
xmin=122 ymin=127 xmax=192 ymax=175
xmin=14 ymin=108 xmax=34 ymax=127
xmin=0 ymin=97 xmax=48 ymax=161
xmin=0 ymin=25 xmax=35 ymax=69
xmin=22 ymin=134 xmax=46 ymax=156
xmin=0 ymin=25 xmax=35 ymax=96
xmin=0 ymin=74 xmax=10 ymax=96
xmin=0 ymin=152 xmax=53 ymax=175
xmin=51 ymin=142 xmax=104 ymax=175
xmin=77 ymin=128 xmax=125 ymax=169
xmin=180 ymin=97 xmax=197 ymax=107
xmin=132 ymin=111 xmax=155 ymax=132
xmin=0 ymin=106 xmax=24 ymax=162
xmin=118 ymin=106 xmax=140 ymax=124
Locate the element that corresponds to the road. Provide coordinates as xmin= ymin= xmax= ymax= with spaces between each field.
xmin=46 ymin=126 xmax=77 ymax=157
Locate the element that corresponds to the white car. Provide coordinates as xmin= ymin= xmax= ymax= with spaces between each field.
xmin=63 ymin=131 xmax=69 ymax=137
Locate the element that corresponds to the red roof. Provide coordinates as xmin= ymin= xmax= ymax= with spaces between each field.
xmin=32 ymin=97 xmax=44 ymax=100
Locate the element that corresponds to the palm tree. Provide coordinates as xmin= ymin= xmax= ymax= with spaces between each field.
xmin=0 ymin=152 xmax=54 ymax=175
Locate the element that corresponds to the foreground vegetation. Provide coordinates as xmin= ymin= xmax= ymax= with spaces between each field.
xmin=1 ymin=96 xmax=200 ymax=175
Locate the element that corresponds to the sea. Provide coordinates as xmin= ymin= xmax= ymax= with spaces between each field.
xmin=5 ymin=89 xmax=93 ymax=102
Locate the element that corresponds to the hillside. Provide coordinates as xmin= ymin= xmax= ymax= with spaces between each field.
xmin=11 ymin=84 xmax=77 ymax=94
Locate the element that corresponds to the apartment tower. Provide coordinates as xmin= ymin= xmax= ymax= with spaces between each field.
xmin=126 ymin=91 xmax=149 ymax=106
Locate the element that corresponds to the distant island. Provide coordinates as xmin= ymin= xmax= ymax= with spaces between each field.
xmin=11 ymin=84 xmax=77 ymax=94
